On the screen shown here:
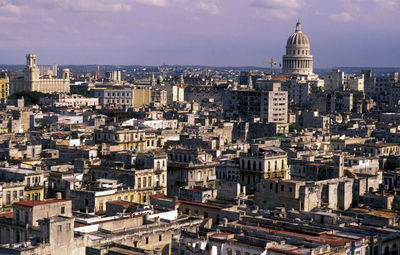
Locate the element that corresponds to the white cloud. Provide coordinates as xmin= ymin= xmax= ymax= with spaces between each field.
xmin=329 ymin=11 xmax=353 ymax=22
xmin=250 ymin=0 xmax=303 ymax=19
xmin=251 ymin=0 xmax=302 ymax=9
xmin=134 ymin=0 xmax=168 ymax=7
xmin=196 ymin=1 xmax=220 ymax=15
xmin=175 ymin=0 xmax=222 ymax=15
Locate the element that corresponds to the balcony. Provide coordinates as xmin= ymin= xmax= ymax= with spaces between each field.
xmin=207 ymin=176 xmax=217 ymax=181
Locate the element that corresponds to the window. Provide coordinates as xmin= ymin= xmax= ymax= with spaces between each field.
xmin=289 ymin=187 xmax=293 ymax=193
xmin=159 ymin=234 xmax=162 ymax=241
xmin=145 ymin=237 xmax=149 ymax=244
xmin=58 ymin=225 xmax=62 ymax=232
xmin=13 ymin=191 xmax=17 ymax=200
xmin=281 ymin=185 xmax=284 ymax=191
xmin=138 ymin=177 xmax=141 ymax=188
xmin=148 ymin=176 xmax=152 ymax=187
xmin=61 ymin=206 xmax=65 ymax=214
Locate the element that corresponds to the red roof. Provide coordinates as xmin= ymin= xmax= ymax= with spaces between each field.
xmin=14 ymin=199 xmax=70 ymax=208
xmin=0 ymin=212 xmax=13 ymax=219
xmin=52 ymin=132 xmax=68 ymax=138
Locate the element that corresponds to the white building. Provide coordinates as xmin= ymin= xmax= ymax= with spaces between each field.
xmin=324 ymin=69 xmax=364 ymax=92
xmin=105 ymin=70 xmax=121 ymax=82
xmin=282 ymin=21 xmax=313 ymax=76
xmin=9 ymin=54 xmax=70 ymax=94
xmin=55 ymin=94 xmax=98 ymax=107
xmin=165 ymin=84 xmax=185 ymax=104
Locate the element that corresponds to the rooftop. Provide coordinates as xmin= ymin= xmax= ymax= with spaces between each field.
xmin=14 ymin=199 xmax=70 ymax=208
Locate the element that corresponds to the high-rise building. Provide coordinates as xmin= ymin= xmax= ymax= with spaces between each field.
xmin=223 ymin=81 xmax=288 ymax=123
xmin=282 ymin=21 xmax=313 ymax=76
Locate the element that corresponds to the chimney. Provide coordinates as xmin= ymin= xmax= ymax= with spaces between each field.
xmin=56 ymin=192 xmax=62 ymax=200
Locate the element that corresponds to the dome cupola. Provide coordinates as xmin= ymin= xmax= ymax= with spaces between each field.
xmin=282 ymin=21 xmax=313 ymax=76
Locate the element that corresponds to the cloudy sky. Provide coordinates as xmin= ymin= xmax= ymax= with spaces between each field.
xmin=0 ymin=0 xmax=398 ymax=67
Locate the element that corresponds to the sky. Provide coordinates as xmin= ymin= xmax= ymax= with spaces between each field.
xmin=0 ymin=0 xmax=399 ymax=67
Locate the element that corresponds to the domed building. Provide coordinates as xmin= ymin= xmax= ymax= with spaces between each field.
xmin=282 ymin=21 xmax=313 ymax=76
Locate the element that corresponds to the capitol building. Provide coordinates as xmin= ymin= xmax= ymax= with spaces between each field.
xmin=282 ymin=21 xmax=313 ymax=76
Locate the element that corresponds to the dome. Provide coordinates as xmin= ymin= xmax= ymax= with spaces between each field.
xmin=282 ymin=21 xmax=314 ymax=76
xmin=286 ymin=21 xmax=310 ymax=46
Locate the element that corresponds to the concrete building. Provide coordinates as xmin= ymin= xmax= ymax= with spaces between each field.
xmin=9 ymin=54 xmax=70 ymax=94
xmin=94 ymin=126 xmax=159 ymax=152
xmin=0 ymin=72 xmax=9 ymax=99
xmin=91 ymin=86 xmax=151 ymax=108
xmin=105 ymin=70 xmax=121 ymax=82
xmin=167 ymin=148 xmax=217 ymax=196
xmin=254 ymin=176 xmax=379 ymax=211
xmin=324 ymin=69 xmax=365 ymax=92
xmin=53 ymin=94 xmax=98 ymax=107
xmin=223 ymin=81 xmax=288 ymax=123
xmin=282 ymin=77 xmax=324 ymax=106
xmin=0 ymin=198 xmax=71 ymax=245
xmin=239 ymin=143 xmax=289 ymax=193
xmin=165 ymin=84 xmax=185 ymax=104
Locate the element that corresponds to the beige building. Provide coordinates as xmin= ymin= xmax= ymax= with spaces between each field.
xmin=167 ymin=148 xmax=217 ymax=196
xmin=91 ymin=86 xmax=151 ymax=108
xmin=9 ymin=54 xmax=70 ymax=94
xmin=0 ymin=198 xmax=71 ymax=245
xmin=165 ymin=84 xmax=185 ymax=104
xmin=0 ymin=72 xmax=9 ymax=99
xmin=239 ymin=144 xmax=289 ymax=193
xmin=223 ymin=81 xmax=288 ymax=123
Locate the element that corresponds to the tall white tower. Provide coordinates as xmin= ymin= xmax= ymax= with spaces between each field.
xmin=24 ymin=54 xmax=40 ymax=82
xmin=282 ymin=21 xmax=313 ymax=76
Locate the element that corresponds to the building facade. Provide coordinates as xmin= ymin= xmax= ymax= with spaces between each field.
xmin=9 ymin=54 xmax=70 ymax=94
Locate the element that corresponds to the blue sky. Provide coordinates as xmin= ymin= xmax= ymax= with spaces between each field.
xmin=0 ymin=0 xmax=399 ymax=67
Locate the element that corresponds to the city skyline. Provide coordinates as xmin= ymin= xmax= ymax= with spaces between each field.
xmin=0 ymin=0 xmax=399 ymax=67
